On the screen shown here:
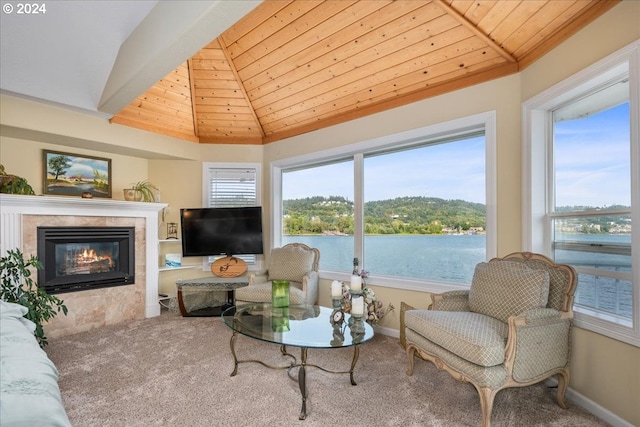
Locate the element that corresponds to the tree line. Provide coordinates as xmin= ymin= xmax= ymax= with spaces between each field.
xmin=283 ymin=196 xmax=486 ymax=235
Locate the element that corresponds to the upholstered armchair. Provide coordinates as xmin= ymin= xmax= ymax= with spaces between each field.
xmin=401 ymin=252 xmax=577 ymax=427
xmin=235 ymin=243 xmax=320 ymax=306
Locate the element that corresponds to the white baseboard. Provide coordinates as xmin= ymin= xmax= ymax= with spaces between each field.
xmin=565 ymin=387 xmax=634 ymax=427
xmin=376 ymin=325 xmax=399 ymax=338
xmin=545 ymin=378 xmax=634 ymax=427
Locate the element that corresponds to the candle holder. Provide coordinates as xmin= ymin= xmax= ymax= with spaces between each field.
xmin=332 ymin=297 xmax=342 ymax=309
xmin=349 ymin=288 xmax=363 ymax=297
xmin=349 ymin=316 xmax=366 ymax=343
xmin=166 ymin=222 xmax=178 ymax=239
xmin=331 ymin=324 xmax=345 ymax=346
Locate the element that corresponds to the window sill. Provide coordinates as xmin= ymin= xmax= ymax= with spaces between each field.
xmin=319 ymin=271 xmax=470 ymax=295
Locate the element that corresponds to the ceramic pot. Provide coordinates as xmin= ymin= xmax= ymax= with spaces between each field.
xmin=123 ymin=189 xmax=141 ymax=201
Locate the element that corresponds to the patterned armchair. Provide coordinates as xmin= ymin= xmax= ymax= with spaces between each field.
xmin=235 ymin=243 xmax=320 ymax=305
xmin=401 ymin=252 xmax=577 ymax=427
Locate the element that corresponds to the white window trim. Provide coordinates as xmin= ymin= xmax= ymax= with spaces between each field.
xmin=201 ymin=162 xmax=263 ymax=270
xmin=271 ymin=111 xmax=497 ymax=294
xmin=522 ymin=40 xmax=640 ymax=347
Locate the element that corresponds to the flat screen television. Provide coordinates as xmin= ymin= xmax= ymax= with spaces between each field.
xmin=180 ymin=206 xmax=264 ymax=257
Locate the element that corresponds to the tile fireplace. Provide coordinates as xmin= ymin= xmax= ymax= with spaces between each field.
xmin=0 ymin=194 xmax=166 ymax=338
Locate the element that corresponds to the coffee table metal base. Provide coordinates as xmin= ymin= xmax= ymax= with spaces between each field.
xmin=229 ymin=330 xmax=360 ymax=420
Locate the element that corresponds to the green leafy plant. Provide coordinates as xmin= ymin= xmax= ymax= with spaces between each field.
xmin=0 ymin=249 xmax=68 ymax=347
xmin=126 ymin=180 xmax=158 ymax=202
xmin=0 ymin=164 xmax=35 ymax=195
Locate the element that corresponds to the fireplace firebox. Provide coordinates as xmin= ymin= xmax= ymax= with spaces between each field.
xmin=37 ymin=227 xmax=135 ymax=294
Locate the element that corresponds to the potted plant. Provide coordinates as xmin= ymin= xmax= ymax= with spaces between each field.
xmin=0 ymin=164 xmax=35 ymax=195
xmin=123 ymin=180 xmax=158 ymax=202
xmin=0 ymin=249 xmax=67 ymax=347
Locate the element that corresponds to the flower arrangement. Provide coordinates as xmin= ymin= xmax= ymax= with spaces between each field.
xmin=340 ymin=269 xmax=394 ymax=325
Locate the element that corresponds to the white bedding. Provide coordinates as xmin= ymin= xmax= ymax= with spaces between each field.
xmin=0 ymin=300 xmax=71 ymax=426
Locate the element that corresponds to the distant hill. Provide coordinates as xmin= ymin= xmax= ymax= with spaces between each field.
xmin=283 ymin=196 xmax=486 ymax=235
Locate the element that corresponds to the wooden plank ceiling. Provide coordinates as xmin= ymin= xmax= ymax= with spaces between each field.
xmin=111 ymin=0 xmax=619 ymax=145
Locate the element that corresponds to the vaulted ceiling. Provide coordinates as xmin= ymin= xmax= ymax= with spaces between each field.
xmin=110 ymin=0 xmax=619 ymax=145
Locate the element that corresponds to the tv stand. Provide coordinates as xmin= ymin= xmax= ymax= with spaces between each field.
xmin=176 ymin=275 xmax=249 ymax=317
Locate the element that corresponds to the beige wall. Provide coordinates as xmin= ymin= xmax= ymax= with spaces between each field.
xmin=0 ymin=1 xmax=638 ymax=424
xmin=0 ymin=136 xmax=147 ymax=199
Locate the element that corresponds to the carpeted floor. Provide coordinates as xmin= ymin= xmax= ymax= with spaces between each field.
xmin=46 ymin=310 xmax=609 ymax=427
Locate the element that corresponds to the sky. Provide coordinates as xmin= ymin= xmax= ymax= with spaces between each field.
xmin=554 ymin=102 xmax=630 ymax=208
xmin=283 ymin=101 xmax=631 ymax=208
xmin=46 ymin=153 xmax=110 ymax=180
xmin=283 ymin=136 xmax=486 ymax=204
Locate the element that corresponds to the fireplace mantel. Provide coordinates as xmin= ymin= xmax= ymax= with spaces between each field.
xmin=0 ymin=194 xmax=168 ymax=318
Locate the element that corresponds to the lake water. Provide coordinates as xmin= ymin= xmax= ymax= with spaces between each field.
xmin=283 ymin=233 xmax=633 ymax=319
xmin=284 ymin=234 xmax=485 ymax=282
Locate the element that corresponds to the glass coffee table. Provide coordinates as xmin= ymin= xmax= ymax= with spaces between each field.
xmin=221 ymin=303 xmax=374 ymax=420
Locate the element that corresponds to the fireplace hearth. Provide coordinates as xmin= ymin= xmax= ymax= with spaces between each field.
xmin=37 ymin=226 xmax=135 ymax=294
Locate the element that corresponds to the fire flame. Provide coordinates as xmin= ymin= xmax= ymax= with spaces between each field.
xmin=77 ymin=248 xmax=114 ymax=268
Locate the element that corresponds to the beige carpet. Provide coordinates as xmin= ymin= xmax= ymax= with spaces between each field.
xmin=46 ymin=310 xmax=608 ymax=427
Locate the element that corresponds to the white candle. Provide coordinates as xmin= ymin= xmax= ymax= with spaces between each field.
xmin=350 ymin=275 xmax=362 ymax=291
xmin=331 ymin=280 xmax=342 ymax=298
xmin=351 ymin=295 xmax=364 ymax=316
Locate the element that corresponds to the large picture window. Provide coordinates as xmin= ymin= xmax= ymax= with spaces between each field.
xmin=523 ymin=41 xmax=639 ymax=346
xmin=363 ymin=136 xmax=486 ymax=284
xmin=273 ymin=112 xmax=496 ymax=291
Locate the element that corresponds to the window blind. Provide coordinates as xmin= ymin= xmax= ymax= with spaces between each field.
xmin=207 ymin=168 xmax=257 ymax=208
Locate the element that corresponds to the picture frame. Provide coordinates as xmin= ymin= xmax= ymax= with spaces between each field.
xmin=43 ymin=150 xmax=112 ymax=198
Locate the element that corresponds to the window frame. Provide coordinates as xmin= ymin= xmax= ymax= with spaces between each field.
xmin=522 ymin=40 xmax=640 ymax=346
xmin=271 ymin=111 xmax=497 ymax=294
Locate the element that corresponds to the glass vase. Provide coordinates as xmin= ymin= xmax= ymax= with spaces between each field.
xmin=271 ymin=280 xmax=290 ymax=308
xmin=271 ymin=307 xmax=290 ymax=332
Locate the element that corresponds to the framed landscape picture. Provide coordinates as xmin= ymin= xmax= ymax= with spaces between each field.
xmin=43 ymin=150 xmax=112 ymax=198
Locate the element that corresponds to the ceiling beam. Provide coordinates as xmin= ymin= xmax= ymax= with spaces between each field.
xmin=217 ymin=36 xmax=266 ymax=140
xmin=98 ymin=0 xmax=262 ymax=116
xmin=433 ymin=0 xmax=517 ymax=64
xmin=187 ymin=59 xmax=199 ymax=138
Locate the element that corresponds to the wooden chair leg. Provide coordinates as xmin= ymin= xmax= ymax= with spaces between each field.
xmin=475 ymin=386 xmax=497 ymax=427
xmin=556 ymin=369 xmax=570 ymax=409
xmin=406 ymin=343 xmax=416 ymax=376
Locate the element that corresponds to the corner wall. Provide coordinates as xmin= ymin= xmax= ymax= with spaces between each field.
xmin=519 ymin=2 xmax=640 ymax=425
